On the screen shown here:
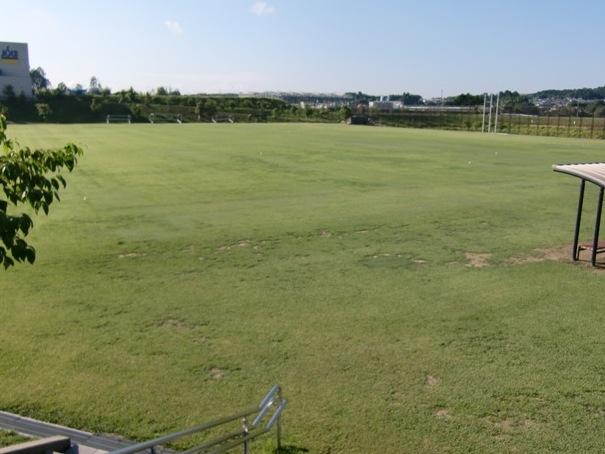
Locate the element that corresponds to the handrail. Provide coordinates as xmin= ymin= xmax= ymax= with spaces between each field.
xmin=109 ymin=385 xmax=285 ymax=454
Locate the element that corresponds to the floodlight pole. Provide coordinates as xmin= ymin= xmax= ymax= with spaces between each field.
xmin=487 ymin=94 xmax=493 ymax=133
xmin=482 ymin=93 xmax=487 ymax=133
xmin=494 ymin=92 xmax=500 ymax=133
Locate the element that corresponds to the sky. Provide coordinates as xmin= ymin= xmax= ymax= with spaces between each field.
xmin=1 ymin=0 xmax=604 ymax=97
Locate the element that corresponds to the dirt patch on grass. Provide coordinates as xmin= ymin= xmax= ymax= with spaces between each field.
xmin=210 ymin=367 xmax=224 ymax=380
xmin=488 ymin=417 xmax=537 ymax=435
xmin=425 ymin=375 xmax=440 ymax=387
xmin=433 ymin=408 xmax=451 ymax=419
xmin=319 ymin=229 xmax=332 ymax=238
xmin=465 ymin=252 xmax=491 ymax=268
xmin=509 ymin=245 xmax=569 ymax=265
xmin=218 ymin=240 xmax=254 ymax=251
xmin=118 ymin=252 xmax=146 ymax=259
xmin=159 ymin=318 xmax=188 ymax=330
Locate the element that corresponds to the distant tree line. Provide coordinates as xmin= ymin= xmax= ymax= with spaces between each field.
xmin=2 ymin=67 xmax=605 ymax=123
xmin=0 ymin=73 xmax=349 ymax=123
xmin=533 ymin=86 xmax=605 ymax=100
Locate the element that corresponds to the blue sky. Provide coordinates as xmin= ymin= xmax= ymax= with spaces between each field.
xmin=1 ymin=0 xmax=604 ymax=96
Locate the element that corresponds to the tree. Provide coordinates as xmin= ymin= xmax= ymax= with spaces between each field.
xmin=205 ymin=99 xmax=218 ymax=118
xmin=194 ymin=99 xmax=206 ymax=120
xmin=446 ymin=93 xmax=483 ymax=107
xmin=0 ymin=114 xmax=83 ymax=268
xmin=88 ymin=76 xmax=102 ymax=94
xmin=156 ymin=86 xmax=168 ymax=96
xmin=54 ymin=82 xmax=68 ymax=96
xmin=29 ymin=67 xmax=50 ymax=92
xmin=340 ymin=105 xmax=352 ymax=121
xmin=35 ymin=103 xmax=52 ymax=121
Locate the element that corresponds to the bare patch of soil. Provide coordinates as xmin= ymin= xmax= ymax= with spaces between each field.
xmin=210 ymin=367 xmax=224 ymax=380
xmin=509 ymin=245 xmax=569 ymax=265
xmin=159 ymin=319 xmax=187 ymax=330
xmin=319 ymin=229 xmax=332 ymax=238
xmin=118 ymin=252 xmax=146 ymax=259
xmin=465 ymin=252 xmax=491 ymax=268
xmin=426 ymin=375 xmax=439 ymax=387
xmin=434 ymin=408 xmax=450 ymax=419
xmin=490 ymin=417 xmax=536 ymax=434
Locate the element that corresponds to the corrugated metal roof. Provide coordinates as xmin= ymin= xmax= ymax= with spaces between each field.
xmin=553 ymin=163 xmax=605 ymax=188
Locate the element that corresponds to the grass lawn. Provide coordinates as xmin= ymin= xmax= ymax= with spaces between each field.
xmin=1 ymin=123 xmax=605 ymax=453
xmin=0 ymin=430 xmax=30 ymax=448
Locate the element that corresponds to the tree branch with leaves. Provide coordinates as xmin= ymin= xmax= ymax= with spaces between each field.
xmin=0 ymin=115 xmax=83 ymax=268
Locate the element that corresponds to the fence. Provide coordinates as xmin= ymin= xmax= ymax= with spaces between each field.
xmin=370 ymin=110 xmax=605 ymax=140
xmin=108 ymin=385 xmax=286 ymax=454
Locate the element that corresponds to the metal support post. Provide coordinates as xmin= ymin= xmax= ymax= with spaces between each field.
xmin=276 ymin=389 xmax=283 ymax=451
xmin=592 ymin=187 xmax=604 ymax=267
xmin=242 ymin=417 xmax=249 ymax=454
xmin=573 ymin=180 xmax=585 ymax=260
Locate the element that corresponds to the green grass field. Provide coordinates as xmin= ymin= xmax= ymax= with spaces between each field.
xmin=1 ymin=123 xmax=605 ymax=453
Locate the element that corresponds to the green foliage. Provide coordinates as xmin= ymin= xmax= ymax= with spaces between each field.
xmin=55 ymin=82 xmax=68 ymax=95
xmin=339 ymin=105 xmax=351 ymax=121
xmin=29 ymin=67 xmax=50 ymax=92
xmin=499 ymin=90 xmax=539 ymax=114
xmin=35 ymin=103 xmax=52 ymax=121
xmin=88 ymin=76 xmax=102 ymax=94
xmin=446 ymin=93 xmax=484 ymax=106
xmin=534 ymin=85 xmax=605 ymax=100
xmin=0 ymin=115 xmax=83 ymax=268
xmin=0 ymin=430 xmax=30 ymax=448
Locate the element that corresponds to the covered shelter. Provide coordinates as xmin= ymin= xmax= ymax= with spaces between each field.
xmin=553 ymin=163 xmax=605 ymax=266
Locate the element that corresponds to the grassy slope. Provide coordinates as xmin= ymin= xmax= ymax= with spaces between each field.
xmin=1 ymin=124 xmax=604 ymax=453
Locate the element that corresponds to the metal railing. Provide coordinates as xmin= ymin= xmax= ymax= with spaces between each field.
xmin=109 ymin=385 xmax=286 ymax=454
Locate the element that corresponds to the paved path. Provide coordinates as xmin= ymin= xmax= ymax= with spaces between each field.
xmin=0 ymin=411 xmax=133 ymax=453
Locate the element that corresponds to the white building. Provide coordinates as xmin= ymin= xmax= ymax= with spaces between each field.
xmin=369 ymin=100 xmax=394 ymax=112
xmin=0 ymin=42 xmax=33 ymax=98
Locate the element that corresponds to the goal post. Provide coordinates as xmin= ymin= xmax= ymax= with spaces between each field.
xmin=148 ymin=113 xmax=182 ymax=124
xmin=106 ymin=114 xmax=131 ymax=124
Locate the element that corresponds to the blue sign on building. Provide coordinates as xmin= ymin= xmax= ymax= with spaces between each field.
xmin=1 ymin=46 xmax=19 ymax=61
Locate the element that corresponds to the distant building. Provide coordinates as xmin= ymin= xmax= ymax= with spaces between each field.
xmin=369 ymin=101 xmax=394 ymax=112
xmin=0 ymin=42 xmax=33 ymax=98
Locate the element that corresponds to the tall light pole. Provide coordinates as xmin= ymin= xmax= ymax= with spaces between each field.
xmin=482 ymin=93 xmax=487 ymax=133
xmin=488 ymin=94 xmax=493 ymax=133
xmin=494 ymin=92 xmax=500 ymax=133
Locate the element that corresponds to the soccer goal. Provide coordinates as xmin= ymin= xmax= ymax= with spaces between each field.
xmin=211 ymin=114 xmax=234 ymax=123
xmin=149 ymin=113 xmax=182 ymax=124
xmin=106 ymin=114 xmax=132 ymax=124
